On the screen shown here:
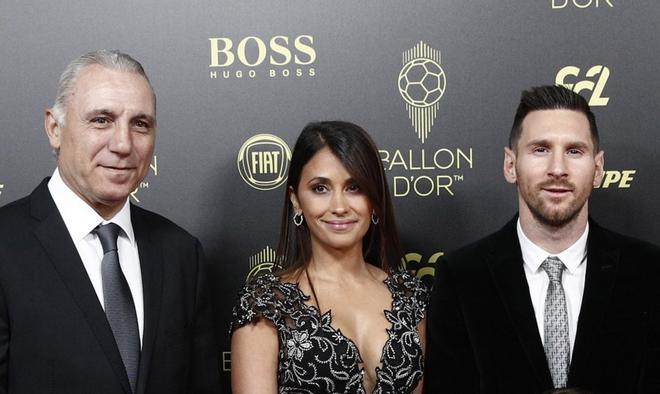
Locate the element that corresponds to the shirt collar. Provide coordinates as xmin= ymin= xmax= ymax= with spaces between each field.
xmin=48 ymin=168 xmax=135 ymax=245
xmin=517 ymin=218 xmax=588 ymax=275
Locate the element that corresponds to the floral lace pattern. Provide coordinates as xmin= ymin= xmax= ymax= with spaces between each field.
xmin=231 ymin=270 xmax=429 ymax=393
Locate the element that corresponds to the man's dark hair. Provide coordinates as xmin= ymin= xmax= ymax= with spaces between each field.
xmin=509 ymin=85 xmax=599 ymax=152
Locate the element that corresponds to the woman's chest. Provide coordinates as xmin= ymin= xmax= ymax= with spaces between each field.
xmin=275 ymin=310 xmax=423 ymax=393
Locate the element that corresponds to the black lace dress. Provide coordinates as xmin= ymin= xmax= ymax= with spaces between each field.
xmin=230 ymin=270 xmax=429 ymax=393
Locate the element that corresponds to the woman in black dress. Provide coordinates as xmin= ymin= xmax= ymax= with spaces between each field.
xmin=231 ymin=121 xmax=428 ymax=393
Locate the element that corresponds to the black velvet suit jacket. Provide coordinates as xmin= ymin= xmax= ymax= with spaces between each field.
xmin=0 ymin=179 xmax=221 ymax=394
xmin=424 ymin=216 xmax=660 ymax=394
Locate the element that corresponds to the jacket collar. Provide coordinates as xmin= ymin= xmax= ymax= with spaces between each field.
xmin=30 ymin=179 xmax=135 ymax=394
xmin=485 ymin=215 xmax=620 ymax=388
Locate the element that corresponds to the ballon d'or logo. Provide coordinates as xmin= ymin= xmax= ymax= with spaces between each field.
xmin=398 ymin=41 xmax=446 ymax=143
xmin=246 ymin=246 xmax=277 ymax=283
xmin=237 ymin=134 xmax=291 ymax=190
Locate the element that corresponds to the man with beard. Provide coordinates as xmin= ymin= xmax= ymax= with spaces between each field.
xmin=424 ymin=85 xmax=660 ymax=394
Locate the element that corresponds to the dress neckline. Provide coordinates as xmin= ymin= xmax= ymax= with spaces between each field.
xmin=289 ymin=275 xmax=397 ymax=394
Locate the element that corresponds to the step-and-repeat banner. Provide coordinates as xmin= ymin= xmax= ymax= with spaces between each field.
xmin=2 ymin=1 xmax=658 ymax=390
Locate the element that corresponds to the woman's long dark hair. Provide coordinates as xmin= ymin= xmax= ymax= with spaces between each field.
xmin=275 ymin=121 xmax=403 ymax=277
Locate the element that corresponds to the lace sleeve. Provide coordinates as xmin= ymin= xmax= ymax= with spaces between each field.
xmin=230 ymin=274 xmax=282 ymax=333
xmin=393 ymin=271 xmax=430 ymax=325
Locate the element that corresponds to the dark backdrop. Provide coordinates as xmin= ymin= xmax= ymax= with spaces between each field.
xmin=1 ymin=1 xmax=658 ymax=390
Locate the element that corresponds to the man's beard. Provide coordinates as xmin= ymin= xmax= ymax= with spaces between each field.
xmin=523 ymin=180 xmax=591 ymax=228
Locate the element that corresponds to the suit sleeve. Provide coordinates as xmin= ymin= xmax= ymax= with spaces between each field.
xmin=0 ymin=278 xmax=8 ymax=394
xmin=187 ymin=239 xmax=222 ymax=394
xmin=640 ymin=251 xmax=660 ymax=392
xmin=424 ymin=256 xmax=479 ymax=394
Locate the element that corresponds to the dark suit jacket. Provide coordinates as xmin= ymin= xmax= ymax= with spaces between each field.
xmin=424 ymin=216 xmax=660 ymax=394
xmin=0 ymin=179 xmax=221 ymax=394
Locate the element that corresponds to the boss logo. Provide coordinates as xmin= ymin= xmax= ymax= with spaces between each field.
xmin=556 ymin=65 xmax=610 ymax=106
xmin=209 ymin=35 xmax=316 ymax=67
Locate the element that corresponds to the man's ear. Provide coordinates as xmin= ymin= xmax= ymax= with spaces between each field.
xmin=503 ymin=146 xmax=517 ymax=184
xmin=593 ymin=150 xmax=605 ymax=187
xmin=44 ymin=109 xmax=62 ymax=151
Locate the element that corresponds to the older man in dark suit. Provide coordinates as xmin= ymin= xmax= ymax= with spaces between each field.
xmin=424 ymin=85 xmax=660 ymax=393
xmin=0 ymin=50 xmax=221 ymax=393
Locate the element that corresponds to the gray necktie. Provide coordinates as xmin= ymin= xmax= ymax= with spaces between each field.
xmin=542 ymin=256 xmax=570 ymax=389
xmin=95 ymin=223 xmax=140 ymax=393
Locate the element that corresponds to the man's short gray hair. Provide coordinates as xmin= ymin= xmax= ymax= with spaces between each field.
xmin=50 ymin=49 xmax=155 ymax=126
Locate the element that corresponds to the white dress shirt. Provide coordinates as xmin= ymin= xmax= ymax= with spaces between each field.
xmin=517 ymin=219 xmax=587 ymax=360
xmin=48 ymin=168 xmax=144 ymax=344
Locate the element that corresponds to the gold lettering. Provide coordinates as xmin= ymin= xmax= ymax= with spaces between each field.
xmin=389 ymin=150 xmax=407 ymax=170
xmin=619 ymin=170 xmax=635 ymax=188
xmin=586 ymin=65 xmax=610 ymax=106
xmin=222 ymin=351 xmax=231 ymax=372
xmin=209 ymin=38 xmax=234 ymax=67
xmin=294 ymin=35 xmax=316 ymax=65
xmin=436 ymin=175 xmax=454 ymax=196
xmin=556 ymin=66 xmax=581 ymax=89
xmin=150 ymin=155 xmax=158 ymax=175
xmin=269 ymin=36 xmax=291 ymax=66
xmin=269 ymin=152 xmax=280 ymax=173
xmin=393 ymin=176 xmax=410 ymax=197
xmin=250 ymin=151 xmax=260 ymax=173
xmin=456 ymin=148 xmax=473 ymax=169
xmin=552 ymin=0 xmax=569 ymax=8
xmin=237 ymin=36 xmax=267 ymax=67
xmin=600 ymin=171 xmax=621 ymax=188
xmin=433 ymin=149 xmax=455 ymax=170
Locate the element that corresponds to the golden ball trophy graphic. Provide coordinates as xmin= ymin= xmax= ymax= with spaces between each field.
xmin=398 ymin=41 xmax=446 ymax=143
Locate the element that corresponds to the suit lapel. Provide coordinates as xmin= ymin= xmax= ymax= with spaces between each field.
xmin=568 ymin=221 xmax=618 ymax=384
xmin=132 ymin=207 xmax=164 ymax=394
xmin=486 ymin=218 xmax=554 ymax=388
xmin=29 ymin=180 xmax=133 ymax=394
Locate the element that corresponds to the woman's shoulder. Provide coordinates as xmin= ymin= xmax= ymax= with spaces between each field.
xmin=389 ymin=269 xmax=426 ymax=290
xmin=388 ymin=270 xmax=430 ymax=313
xmin=242 ymin=271 xmax=283 ymax=292
xmin=230 ymin=272 xmax=307 ymax=332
